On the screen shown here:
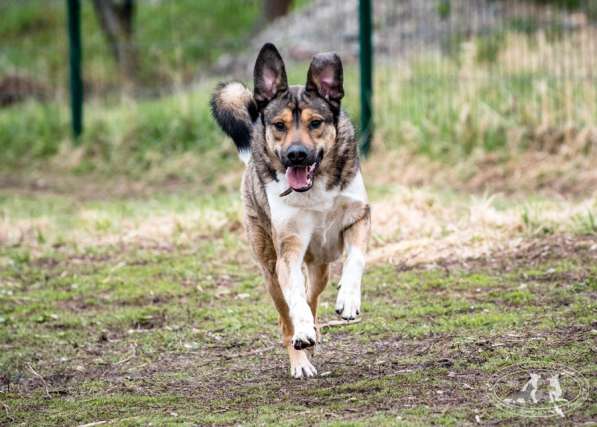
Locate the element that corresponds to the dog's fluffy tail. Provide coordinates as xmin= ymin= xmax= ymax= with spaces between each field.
xmin=210 ymin=82 xmax=258 ymax=164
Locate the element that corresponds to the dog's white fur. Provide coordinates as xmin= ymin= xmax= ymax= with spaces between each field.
xmin=266 ymin=170 xmax=368 ymax=356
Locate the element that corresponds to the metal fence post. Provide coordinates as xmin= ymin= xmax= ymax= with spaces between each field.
xmin=359 ymin=0 xmax=373 ymax=156
xmin=67 ymin=0 xmax=83 ymax=139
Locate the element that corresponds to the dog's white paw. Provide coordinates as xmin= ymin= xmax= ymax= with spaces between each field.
xmin=292 ymin=320 xmax=317 ymax=350
xmin=335 ymin=283 xmax=361 ymax=320
xmin=289 ymin=350 xmax=317 ymax=379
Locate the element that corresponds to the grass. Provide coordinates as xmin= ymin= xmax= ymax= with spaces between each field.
xmin=2 ymin=25 xmax=595 ymax=183
xmin=0 ymin=185 xmax=595 ymax=425
xmin=1 ymin=4 xmax=596 ymax=424
xmin=0 ymin=0 xmax=310 ymax=94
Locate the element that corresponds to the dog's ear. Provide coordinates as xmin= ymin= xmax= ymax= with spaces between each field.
xmin=305 ymin=52 xmax=344 ymax=110
xmin=253 ymin=43 xmax=288 ymax=109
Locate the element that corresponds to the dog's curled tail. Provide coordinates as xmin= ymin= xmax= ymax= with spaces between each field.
xmin=210 ymin=82 xmax=258 ymax=165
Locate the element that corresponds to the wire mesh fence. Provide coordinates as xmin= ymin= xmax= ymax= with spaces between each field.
xmin=1 ymin=0 xmax=266 ymax=103
xmin=1 ymin=0 xmax=596 ymax=143
xmin=379 ymin=1 xmax=596 ymax=156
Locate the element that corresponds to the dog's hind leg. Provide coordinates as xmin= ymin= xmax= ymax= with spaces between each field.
xmin=306 ymin=262 xmax=329 ymax=344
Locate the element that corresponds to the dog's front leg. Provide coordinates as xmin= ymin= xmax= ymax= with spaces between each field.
xmin=275 ymin=231 xmax=318 ymax=378
xmin=276 ymin=232 xmax=316 ymax=348
xmin=336 ymin=206 xmax=371 ymax=320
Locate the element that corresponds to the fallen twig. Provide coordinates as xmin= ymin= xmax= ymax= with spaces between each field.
xmin=78 ymin=421 xmax=108 ymax=427
xmin=320 ymin=318 xmax=362 ymax=329
xmin=1 ymin=402 xmax=15 ymax=422
xmin=222 ymin=345 xmax=277 ymax=360
xmin=113 ymin=345 xmax=137 ymax=366
xmin=27 ymin=363 xmax=50 ymax=398
xmin=113 ymin=354 xmax=135 ymax=366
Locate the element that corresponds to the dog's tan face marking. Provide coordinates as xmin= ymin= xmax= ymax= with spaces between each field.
xmin=268 ymin=108 xmax=299 ymax=157
xmin=267 ymin=105 xmax=336 ymax=165
xmin=300 ymin=107 xmax=337 ymax=155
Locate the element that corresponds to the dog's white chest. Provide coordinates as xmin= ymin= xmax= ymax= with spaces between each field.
xmin=265 ymin=172 xmax=367 ymax=262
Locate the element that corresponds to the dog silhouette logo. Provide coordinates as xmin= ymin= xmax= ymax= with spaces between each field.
xmin=489 ymin=363 xmax=588 ymax=418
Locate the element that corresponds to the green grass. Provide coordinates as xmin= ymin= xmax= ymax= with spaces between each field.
xmin=376 ymin=65 xmax=596 ymax=159
xmin=529 ymin=0 xmax=597 ymax=20
xmin=1 ymin=1 xmax=595 ymax=181
xmin=0 ymin=0 xmax=309 ymax=92
xmin=1 ymin=56 xmax=595 ymax=175
xmin=0 ymin=62 xmax=362 ymax=176
xmin=0 ymin=87 xmax=232 ymax=179
xmin=0 ymin=189 xmax=595 ymax=425
xmin=1 ymin=3 xmax=595 ymax=424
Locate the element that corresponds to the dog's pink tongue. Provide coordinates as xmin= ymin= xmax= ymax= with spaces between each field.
xmin=286 ymin=167 xmax=308 ymax=189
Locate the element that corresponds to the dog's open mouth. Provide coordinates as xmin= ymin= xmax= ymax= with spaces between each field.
xmin=284 ymin=163 xmax=318 ymax=193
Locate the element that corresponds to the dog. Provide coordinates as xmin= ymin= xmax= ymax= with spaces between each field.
xmin=211 ymin=43 xmax=370 ymax=378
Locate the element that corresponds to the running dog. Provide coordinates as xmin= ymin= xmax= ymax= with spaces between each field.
xmin=211 ymin=43 xmax=370 ymax=378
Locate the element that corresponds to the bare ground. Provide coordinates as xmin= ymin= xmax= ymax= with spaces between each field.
xmin=0 ymin=152 xmax=596 ymax=425
xmin=1 ymin=217 xmax=595 ymax=425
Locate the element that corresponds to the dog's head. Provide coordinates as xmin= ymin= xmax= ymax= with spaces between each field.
xmin=253 ymin=43 xmax=344 ymax=192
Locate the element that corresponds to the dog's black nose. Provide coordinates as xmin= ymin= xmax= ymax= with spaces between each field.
xmin=286 ymin=144 xmax=309 ymax=165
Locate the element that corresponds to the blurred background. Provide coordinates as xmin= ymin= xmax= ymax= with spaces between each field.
xmin=1 ymin=0 xmax=595 ymax=195
xmin=1 ymin=3 xmax=596 ymax=424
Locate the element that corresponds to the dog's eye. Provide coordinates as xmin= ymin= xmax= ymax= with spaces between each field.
xmin=309 ymin=120 xmax=322 ymax=130
xmin=273 ymin=122 xmax=286 ymax=132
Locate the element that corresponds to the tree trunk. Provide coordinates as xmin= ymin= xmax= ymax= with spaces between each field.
xmin=263 ymin=0 xmax=293 ymax=22
xmin=92 ymin=0 xmax=137 ymax=85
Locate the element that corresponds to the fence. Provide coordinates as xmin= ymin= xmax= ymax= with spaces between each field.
xmin=2 ymin=0 xmax=596 ymax=154
xmin=371 ymin=0 xmax=597 ymax=156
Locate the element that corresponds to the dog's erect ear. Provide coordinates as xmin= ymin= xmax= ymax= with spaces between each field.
xmin=305 ymin=52 xmax=344 ymax=110
xmin=253 ymin=43 xmax=288 ymax=109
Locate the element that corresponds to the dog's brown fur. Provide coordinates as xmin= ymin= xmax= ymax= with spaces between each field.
xmin=211 ymin=43 xmax=370 ymax=378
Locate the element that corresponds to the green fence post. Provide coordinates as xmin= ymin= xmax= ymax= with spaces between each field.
xmin=67 ymin=0 xmax=83 ymax=139
xmin=359 ymin=0 xmax=373 ymax=156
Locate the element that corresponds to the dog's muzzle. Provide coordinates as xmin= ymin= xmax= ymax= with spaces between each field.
xmin=280 ymin=144 xmax=323 ymax=197
xmin=282 ymin=144 xmax=319 ymax=193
